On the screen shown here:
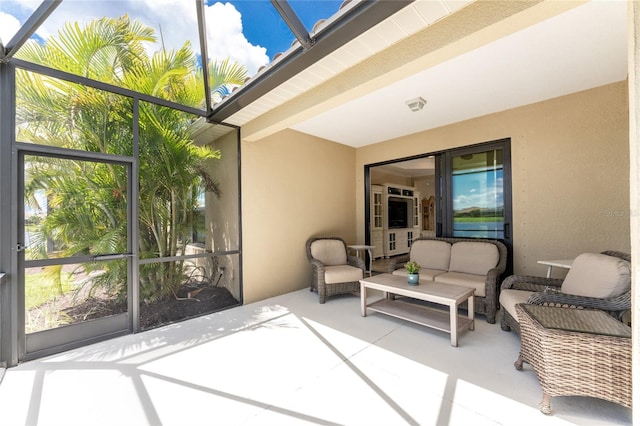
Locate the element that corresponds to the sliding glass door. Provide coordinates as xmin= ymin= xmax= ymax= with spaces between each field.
xmin=365 ymin=139 xmax=512 ymax=274
xmin=450 ymin=149 xmax=506 ymax=238
xmin=439 ymin=139 xmax=512 ymax=273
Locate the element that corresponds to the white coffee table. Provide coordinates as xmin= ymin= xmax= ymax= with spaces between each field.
xmin=360 ymin=273 xmax=475 ymax=346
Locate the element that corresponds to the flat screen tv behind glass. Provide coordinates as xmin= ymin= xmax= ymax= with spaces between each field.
xmin=388 ymin=199 xmax=408 ymax=228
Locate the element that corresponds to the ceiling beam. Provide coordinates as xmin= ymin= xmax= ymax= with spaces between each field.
xmin=270 ymin=0 xmax=313 ymax=50
xmin=196 ymin=0 xmax=213 ymax=115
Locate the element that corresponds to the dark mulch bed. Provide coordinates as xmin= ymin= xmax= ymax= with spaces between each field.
xmin=140 ymin=285 xmax=239 ymax=330
xmin=61 ymin=284 xmax=239 ymax=330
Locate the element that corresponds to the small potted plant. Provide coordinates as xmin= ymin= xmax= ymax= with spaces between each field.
xmin=404 ymin=260 xmax=421 ymax=285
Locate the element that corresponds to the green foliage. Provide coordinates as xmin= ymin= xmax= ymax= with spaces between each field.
xmin=25 ymin=268 xmax=73 ymax=310
xmin=404 ymin=261 xmax=421 ymax=274
xmin=454 ymin=206 xmax=504 ymax=219
xmin=16 ymin=15 xmax=247 ymax=301
xmin=453 ymin=216 xmax=503 ymax=222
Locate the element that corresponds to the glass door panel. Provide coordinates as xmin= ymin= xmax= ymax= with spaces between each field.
xmin=21 ymin=153 xmax=131 ymax=359
xmin=438 ymin=139 xmax=513 ymax=275
xmin=136 ymin=110 xmax=241 ymax=330
xmin=24 ymin=260 xmax=128 ymax=334
xmin=451 ymin=150 xmax=504 ymax=239
xmin=373 ymin=191 xmax=383 ymax=228
xmin=24 ymin=156 xmax=129 ymax=261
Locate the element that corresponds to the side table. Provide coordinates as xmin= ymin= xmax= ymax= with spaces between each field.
xmin=348 ymin=244 xmax=375 ymax=276
xmin=536 ymin=259 xmax=573 ymax=278
xmin=514 ymin=304 xmax=631 ymax=414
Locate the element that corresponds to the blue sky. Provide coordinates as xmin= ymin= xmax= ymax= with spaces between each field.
xmin=224 ymin=0 xmax=343 ymax=59
xmin=0 ymin=0 xmax=344 ymax=76
xmin=452 ymin=170 xmax=504 ymax=210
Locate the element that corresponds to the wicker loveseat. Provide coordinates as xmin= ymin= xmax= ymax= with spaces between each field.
xmin=499 ymin=250 xmax=631 ymax=335
xmin=305 ymin=236 xmax=366 ymax=303
xmin=388 ymin=237 xmax=508 ymax=323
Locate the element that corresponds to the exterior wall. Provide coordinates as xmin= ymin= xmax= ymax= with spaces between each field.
xmin=208 ymin=130 xmax=241 ymax=253
xmin=628 ymin=1 xmax=639 ymax=420
xmin=205 ymin=130 xmax=241 ymax=300
xmin=356 ymin=81 xmax=630 ymax=277
xmin=241 ymin=129 xmax=357 ymax=304
xmin=186 ymin=130 xmax=242 ymax=301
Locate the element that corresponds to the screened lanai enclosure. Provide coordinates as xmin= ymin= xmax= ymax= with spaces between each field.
xmin=0 ymin=0 xmax=417 ymax=366
xmin=0 ymin=5 xmax=246 ymax=363
xmin=0 ymin=0 xmax=351 ymax=366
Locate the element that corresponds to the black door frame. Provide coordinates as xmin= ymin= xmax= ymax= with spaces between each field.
xmin=437 ymin=138 xmax=513 ymax=275
xmin=17 ymin=145 xmax=135 ymax=362
xmin=364 ymin=138 xmax=513 ymax=275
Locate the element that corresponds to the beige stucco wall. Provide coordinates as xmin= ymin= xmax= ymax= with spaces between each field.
xmin=208 ymin=130 xmax=241 ymax=300
xmin=240 ymin=81 xmax=629 ymax=304
xmin=628 ymin=0 xmax=639 ymax=419
xmin=208 ymin=130 xmax=240 ymax=253
xmin=241 ymin=129 xmax=357 ymax=303
xmin=356 ymin=81 xmax=630 ymax=277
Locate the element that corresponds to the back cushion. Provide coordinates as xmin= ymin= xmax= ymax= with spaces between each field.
xmin=410 ymin=240 xmax=451 ymax=271
xmin=448 ymin=242 xmax=499 ymax=275
xmin=561 ymin=253 xmax=631 ymax=298
xmin=310 ymin=239 xmax=347 ymax=266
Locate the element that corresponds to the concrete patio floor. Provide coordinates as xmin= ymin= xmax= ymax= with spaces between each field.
xmin=0 ymin=288 xmax=632 ymax=425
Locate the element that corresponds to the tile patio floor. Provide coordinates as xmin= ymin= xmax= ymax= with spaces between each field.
xmin=0 ymin=288 xmax=632 ymax=425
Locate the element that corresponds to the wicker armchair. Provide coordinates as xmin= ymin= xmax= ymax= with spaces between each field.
xmin=500 ymin=250 xmax=631 ymax=334
xmin=306 ymin=237 xmax=365 ymax=304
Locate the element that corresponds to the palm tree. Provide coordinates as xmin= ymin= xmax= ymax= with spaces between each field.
xmin=17 ymin=15 xmax=247 ymax=303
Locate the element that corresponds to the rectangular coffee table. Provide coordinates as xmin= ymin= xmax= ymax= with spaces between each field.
xmin=360 ymin=273 xmax=475 ymax=346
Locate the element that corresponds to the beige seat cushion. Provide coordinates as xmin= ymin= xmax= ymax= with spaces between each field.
xmin=561 ymin=253 xmax=631 ymax=298
xmin=310 ymin=240 xmax=347 ymax=266
xmin=410 ymin=240 xmax=451 ymax=271
xmin=448 ymin=242 xmax=499 ymax=276
xmin=324 ymin=265 xmax=363 ymax=284
xmin=434 ymin=272 xmax=486 ymax=297
xmin=499 ymin=289 xmax=535 ymax=322
xmin=392 ymin=268 xmax=447 ymax=280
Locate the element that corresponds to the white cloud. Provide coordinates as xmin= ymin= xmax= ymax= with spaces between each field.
xmin=0 ymin=12 xmax=22 ymax=46
xmin=204 ymin=2 xmax=268 ymax=76
xmin=5 ymin=0 xmax=268 ymax=76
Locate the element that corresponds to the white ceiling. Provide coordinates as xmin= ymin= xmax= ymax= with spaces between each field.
xmin=374 ymin=156 xmax=437 ymax=178
xmin=287 ymin=0 xmax=629 ymax=148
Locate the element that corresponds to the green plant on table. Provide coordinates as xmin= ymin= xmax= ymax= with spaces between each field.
xmin=404 ymin=261 xmax=421 ymax=274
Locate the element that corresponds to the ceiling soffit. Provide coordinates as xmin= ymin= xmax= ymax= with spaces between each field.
xmin=207 ymin=0 xmax=413 ymax=123
xmin=236 ymin=0 xmax=592 ymax=143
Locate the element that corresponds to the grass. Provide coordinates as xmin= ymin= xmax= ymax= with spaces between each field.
xmin=454 ymin=217 xmax=503 ymax=222
xmin=25 ymin=271 xmax=73 ymax=309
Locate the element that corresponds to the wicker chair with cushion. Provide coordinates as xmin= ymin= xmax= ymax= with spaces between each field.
xmin=306 ymin=237 xmax=366 ymax=304
xmin=499 ymin=250 xmax=631 ymax=334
